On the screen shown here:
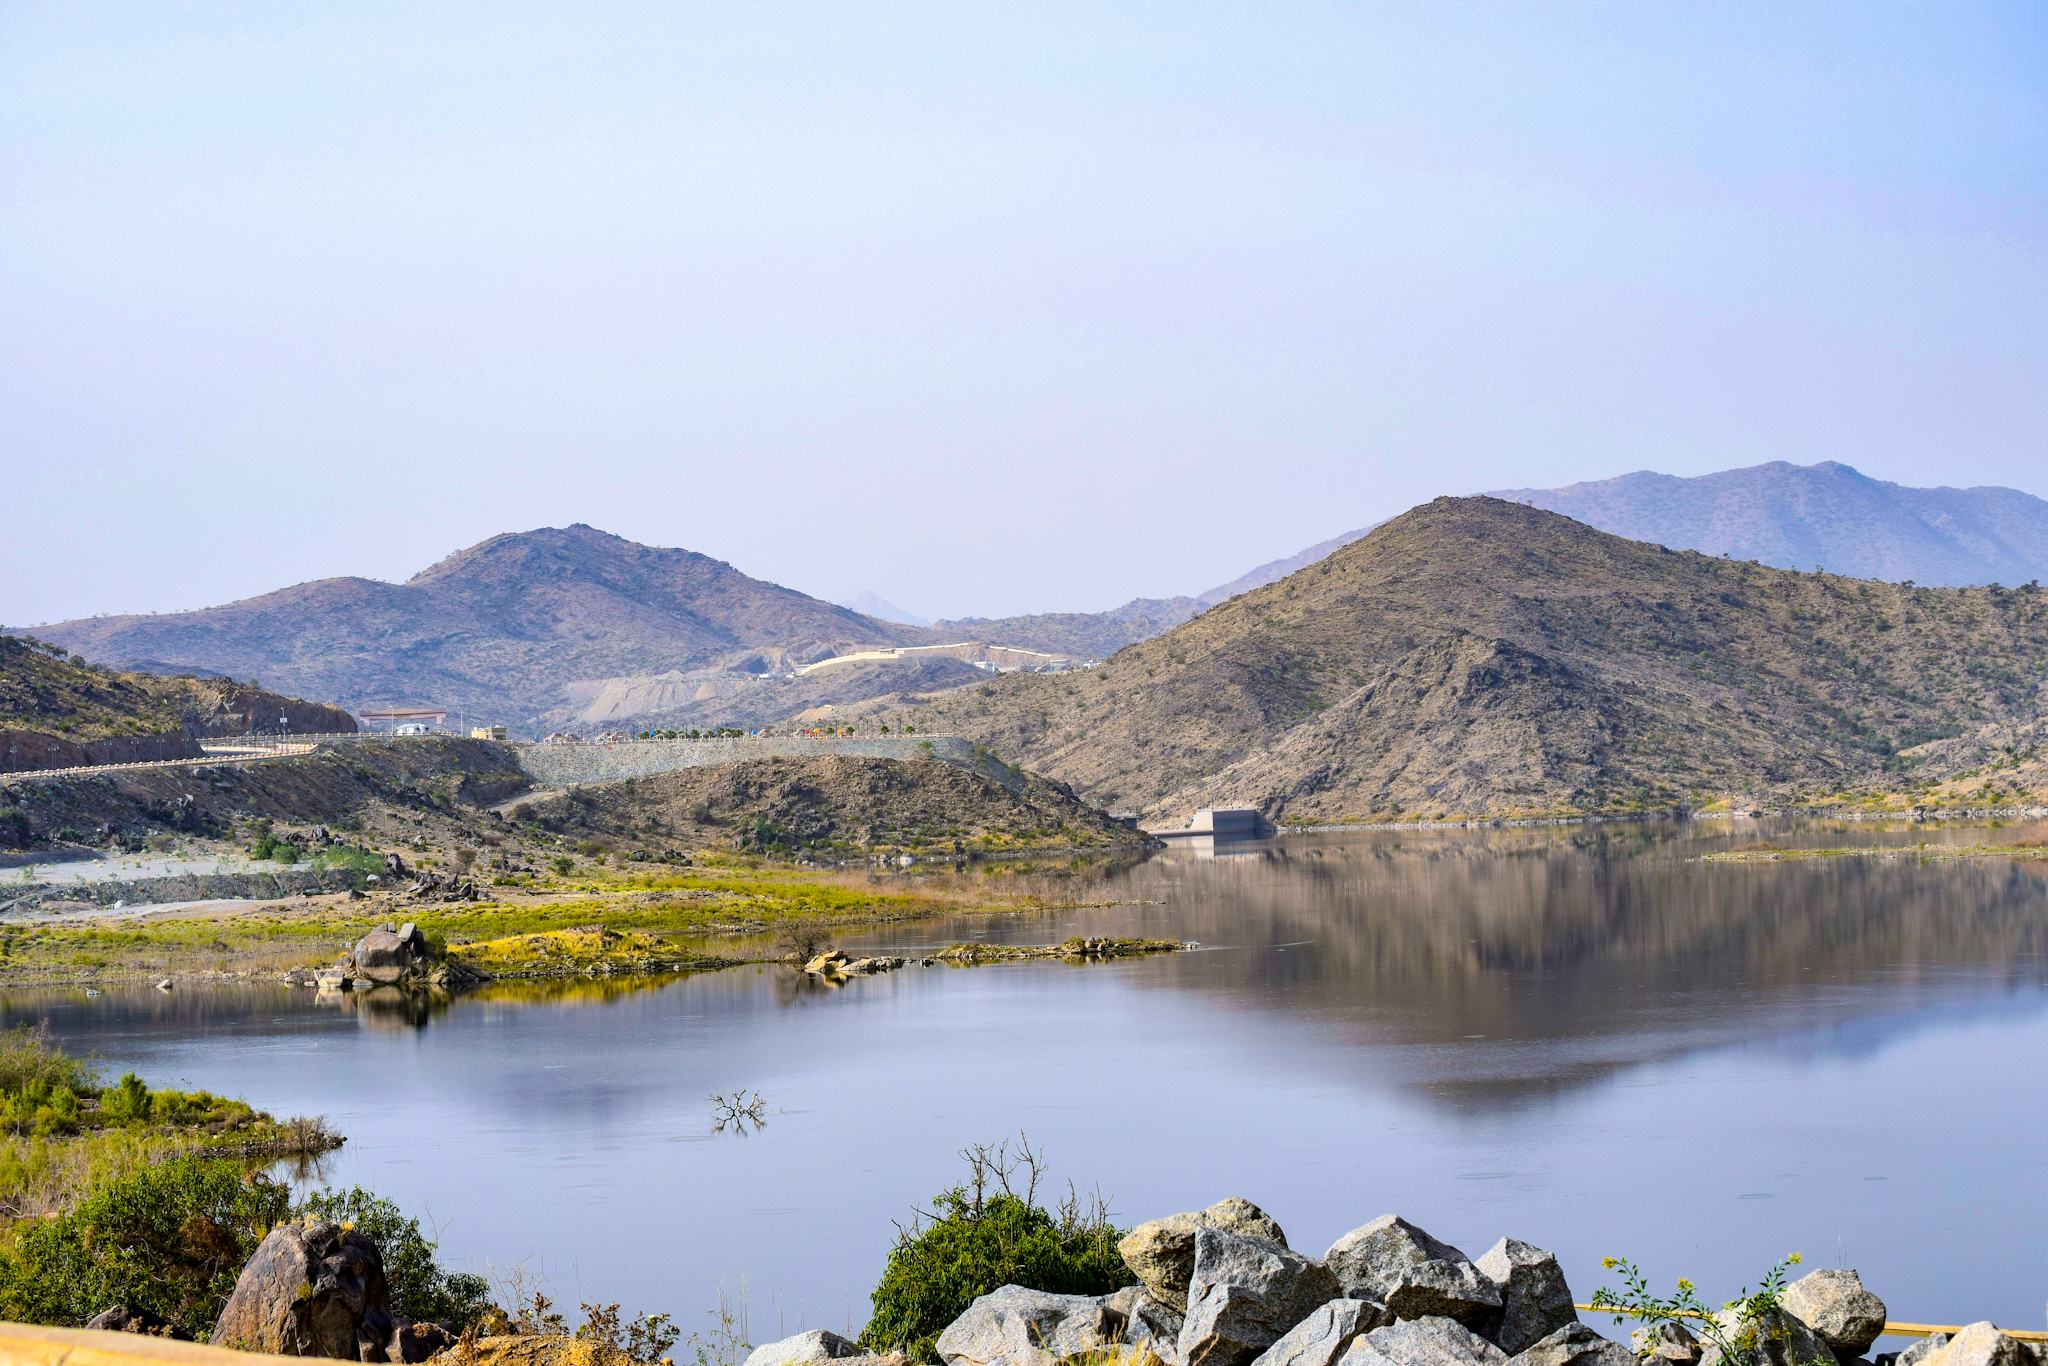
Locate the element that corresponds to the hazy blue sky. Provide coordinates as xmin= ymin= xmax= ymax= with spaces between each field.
xmin=4 ymin=3 xmax=2044 ymax=624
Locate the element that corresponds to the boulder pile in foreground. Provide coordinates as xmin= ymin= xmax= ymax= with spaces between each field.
xmin=747 ymin=1197 xmax=2043 ymax=1366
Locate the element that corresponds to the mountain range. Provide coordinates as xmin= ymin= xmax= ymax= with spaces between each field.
xmin=1494 ymin=461 xmax=2048 ymax=586
xmin=861 ymin=497 xmax=2048 ymax=820
xmin=25 ymin=525 xmax=917 ymax=730
xmin=18 ymin=461 xmax=2048 ymax=750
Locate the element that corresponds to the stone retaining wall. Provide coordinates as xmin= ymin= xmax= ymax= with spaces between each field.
xmin=511 ymin=735 xmax=979 ymax=787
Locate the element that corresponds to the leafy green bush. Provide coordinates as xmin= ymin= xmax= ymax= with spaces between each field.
xmin=861 ymin=1140 xmax=1129 ymax=1361
xmin=100 ymin=1072 xmax=152 ymax=1123
xmin=294 ymin=1186 xmax=491 ymax=1330
xmin=0 ymin=1156 xmax=288 ymax=1337
xmin=0 ymin=1024 xmax=95 ymax=1097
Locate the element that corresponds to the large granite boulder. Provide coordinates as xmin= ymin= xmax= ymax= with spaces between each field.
xmin=1109 ymin=1286 xmax=1187 ymax=1366
xmin=211 ymin=1220 xmax=395 ymax=1358
xmin=86 ymin=1304 xmax=185 ymax=1339
xmin=1475 ymin=1239 xmax=1576 ymax=1354
xmin=1178 ymin=1227 xmax=1341 ymax=1366
xmin=352 ymin=922 xmax=428 ymax=985
xmin=1325 ymin=1217 xmax=1500 ymax=1328
xmin=1248 ymin=1299 xmax=1389 ymax=1366
xmin=1341 ymin=1316 xmax=1508 ymax=1366
xmin=1121 ymin=1197 xmax=1291 ymax=1312
xmin=1781 ymin=1269 xmax=1887 ymax=1361
xmin=1923 ymin=1324 xmax=2037 ymax=1366
xmin=935 ymin=1285 xmax=1126 ymax=1366
xmin=1890 ymin=1335 xmax=1953 ymax=1366
xmin=1697 ymin=1307 xmax=1836 ymax=1366
xmin=1632 ymin=1323 xmax=1704 ymax=1366
xmin=745 ymin=1329 xmax=865 ymax=1366
xmin=1508 ymin=1324 xmax=1635 ymax=1366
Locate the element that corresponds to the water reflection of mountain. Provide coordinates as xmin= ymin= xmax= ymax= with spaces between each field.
xmin=1081 ymin=827 xmax=2048 ymax=1109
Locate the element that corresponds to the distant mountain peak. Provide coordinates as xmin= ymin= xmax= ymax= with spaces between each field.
xmin=1489 ymin=460 xmax=2048 ymax=586
xmin=838 ymin=590 xmax=931 ymax=628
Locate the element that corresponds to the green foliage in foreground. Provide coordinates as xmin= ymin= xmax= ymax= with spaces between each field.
xmin=0 ymin=1156 xmax=287 ymax=1338
xmin=0 ymin=1162 xmax=493 ymax=1339
xmin=861 ymin=1140 xmax=1130 ymax=1361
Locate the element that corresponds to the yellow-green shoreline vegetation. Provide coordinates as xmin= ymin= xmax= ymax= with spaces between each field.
xmin=0 ymin=1025 xmax=339 ymax=1221
xmin=0 ymin=854 xmax=1139 ymax=985
xmin=1700 ymin=837 xmax=2048 ymax=865
xmin=929 ymin=936 xmax=1185 ymax=964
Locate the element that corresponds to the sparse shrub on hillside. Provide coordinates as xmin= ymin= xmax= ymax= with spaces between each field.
xmin=861 ymin=1137 xmax=1130 ymax=1361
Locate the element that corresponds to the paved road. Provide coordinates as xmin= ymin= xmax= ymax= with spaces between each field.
xmin=0 ymin=741 xmax=316 ymax=787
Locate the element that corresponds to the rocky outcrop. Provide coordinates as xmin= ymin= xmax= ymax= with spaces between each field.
xmin=1324 ymin=1216 xmax=1500 ymax=1328
xmin=1110 ymin=1285 xmax=1187 ymax=1364
xmin=1475 ymin=1239 xmax=1576 ymax=1354
xmin=353 ymin=922 xmax=429 ymax=985
xmin=1120 ymin=1197 xmax=1290 ymax=1312
xmin=1633 ymin=1323 xmax=1703 ymax=1365
xmin=744 ymin=1329 xmax=866 ymax=1366
xmin=804 ymin=949 xmax=910 ymax=978
xmin=1780 ymin=1269 xmax=1887 ymax=1360
xmin=85 ymin=1304 xmax=186 ymax=1339
xmin=211 ymin=1221 xmax=396 ymax=1358
xmin=1509 ymin=1324 xmax=1637 ymax=1366
xmin=1177 ymin=1228 xmax=1340 ymax=1366
xmin=1247 ymin=1298 xmax=1388 ymax=1366
xmin=1343 ymin=1316 xmax=1508 ymax=1366
xmin=1696 ymin=1307 xmax=1834 ymax=1366
xmin=935 ymin=1286 xmax=1126 ymax=1366
xmin=1921 ymin=1324 xmax=2038 ymax=1366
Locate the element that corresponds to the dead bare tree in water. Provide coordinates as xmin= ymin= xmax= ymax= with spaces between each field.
xmin=709 ymin=1088 xmax=768 ymax=1133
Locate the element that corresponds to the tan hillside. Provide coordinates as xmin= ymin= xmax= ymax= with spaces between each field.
xmin=866 ymin=498 xmax=2048 ymax=820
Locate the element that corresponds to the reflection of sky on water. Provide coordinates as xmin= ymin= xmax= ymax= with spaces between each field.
xmin=5 ymin=820 xmax=2045 ymax=1338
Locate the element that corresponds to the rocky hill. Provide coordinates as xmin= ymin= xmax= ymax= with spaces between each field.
xmin=865 ymin=498 xmax=2048 ymax=820
xmin=0 ymin=634 xmax=354 ymax=772
xmin=27 ymin=525 xmax=922 ymax=730
xmin=1494 ymin=461 xmax=2048 ymax=587
xmin=509 ymin=754 xmax=1145 ymax=857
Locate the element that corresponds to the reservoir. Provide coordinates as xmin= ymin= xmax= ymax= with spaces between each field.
xmin=9 ymin=818 xmax=2046 ymax=1341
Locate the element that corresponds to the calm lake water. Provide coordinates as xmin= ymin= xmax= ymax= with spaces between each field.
xmin=9 ymin=818 xmax=2048 ymax=1341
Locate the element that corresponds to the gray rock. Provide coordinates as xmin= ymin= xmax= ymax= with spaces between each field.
xmin=1178 ymin=1228 xmax=1340 ymax=1366
xmin=1781 ymin=1270 xmax=1888 ymax=1361
xmin=1892 ymin=1333 xmax=1951 ymax=1366
xmin=351 ymin=924 xmax=422 ymax=985
xmin=1475 ymin=1239 xmax=1576 ymax=1355
xmin=1697 ymin=1307 xmax=1837 ymax=1366
xmin=86 ymin=1304 xmax=185 ymax=1339
xmin=210 ymin=1220 xmax=394 ymax=1358
xmin=1508 ymin=1324 xmax=1634 ymax=1366
xmin=1324 ymin=1217 xmax=1501 ymax=1327
xmin=744 ymin=1329 xmax=865 ymax=1366
xmin=1924 ymin=1325 xmax=2036 ymax=1366
xmin=1249 ymin=1299 xmax=1390 ymax=1366
xmin=1341 ymin=1316 xmax=1509 ymax=1366
xmin=1632 ymin=1323 xmax=1703 ymax=1366
xmin=935 ymin=1285 xmax=1126 ymax=1366
xmin=1111 ymin=1286 xmax=1187 ymax=1366
xmin=1122 ymin=1198 xmax=1291 ymax=1312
